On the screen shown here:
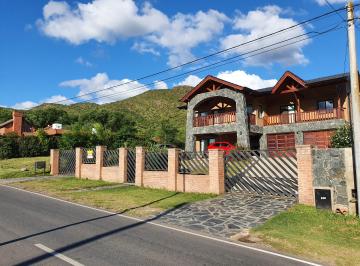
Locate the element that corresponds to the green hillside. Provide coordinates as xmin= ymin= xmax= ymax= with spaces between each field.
xmin=0 ymin=86 xmax=192 ymax=144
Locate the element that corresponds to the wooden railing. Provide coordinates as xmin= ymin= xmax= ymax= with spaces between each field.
xmin=193 ymin=111 xmax=236 ymax=127
xmin=264 ymin=108 xmax=344 ymax=126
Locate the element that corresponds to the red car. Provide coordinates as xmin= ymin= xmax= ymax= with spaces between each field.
xmin=207 ymin=142 xmax=236 ymax=155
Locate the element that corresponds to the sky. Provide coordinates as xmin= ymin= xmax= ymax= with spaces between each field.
xmin=0 ymin=0 xmax=358 ymax=109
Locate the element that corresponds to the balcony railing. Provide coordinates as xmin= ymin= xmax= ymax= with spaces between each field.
xmin=263 ymin=108 xmax=344 ymax=126
xmin=193 ymin=111 xmax=236 ymax=127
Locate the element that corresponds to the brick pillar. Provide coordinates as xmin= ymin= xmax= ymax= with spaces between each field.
xmin=296 ymin=145 xmax=315 ymax=205
xmin=50 ymin=149 xmax=59 ymax=176
xmin=119 ymin=148 xmax=128 ymax=183
xmin=135 ymin=147 xmax=145 ymax=187
xmin=167 ymin=148 xmax=179 ymax=191
xmin=75 ymin=147 xmax=82 ymax=178
xmin=96 ymin=146 xmax=106 ymax=180
xmin=209 ymin=149 xmax=225 ymax=195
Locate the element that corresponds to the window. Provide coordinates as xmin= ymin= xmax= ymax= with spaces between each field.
xmin=317 ymin=100 xmax=334 ymax=111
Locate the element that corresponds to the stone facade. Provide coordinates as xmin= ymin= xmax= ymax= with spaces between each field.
xmin=185 ymin=88 xmax=250 ymax=151
xmin=312 ymin=148 xmax=356 ymax=214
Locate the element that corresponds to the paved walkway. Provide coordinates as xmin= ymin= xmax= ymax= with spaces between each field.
xmin=158 ymin=192 xmax=296 ymax=238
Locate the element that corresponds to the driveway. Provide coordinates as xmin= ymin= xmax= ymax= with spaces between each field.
xmin=0 ymin=185 xmax=313 ymax=266
xmin=158 ymin=192 xmax=296 ymax=237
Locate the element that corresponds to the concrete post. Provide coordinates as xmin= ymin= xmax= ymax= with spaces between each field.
xmin=135 ymin=147 xmax=145 ymax=187
xmin=168 ymin=148 xmax=179 ymax=191
xmin=296 ymin=145 xmax=315 ymax=205
xmin=75 ymin=147 xmax=82 ymax=178
xmin=96 ymin=146 xmax=106 ymax=180
xmin=119 ymin=148 xmax=128 ymax=183
xmin=208 ymin=149 xmax=225 ymax=195
xmin=50 ymin=149 xmax=59 ymax=176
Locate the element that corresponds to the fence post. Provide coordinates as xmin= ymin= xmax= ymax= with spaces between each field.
xmin=296 ymin=145 xmax=315 ymax=205
xmin=135 ymin=147 xmax=145 ymax=187
xmin=119 ymin=147 xmax=128 ymax=183
xmin=168 ymin=148 xmax=179 ymax=191
xmin=96 ymin=146 xmax=106 ymax=180
xmin=50 ymin=149 xmax=59 ymax=176
xmin=75 ymin=147 xmax=82 ymax=178
xmin=208 ymin=149 xmax=225 ymax=195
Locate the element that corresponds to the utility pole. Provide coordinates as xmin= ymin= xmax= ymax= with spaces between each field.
xmin=347 ymin=1 xmax=360 ymax=215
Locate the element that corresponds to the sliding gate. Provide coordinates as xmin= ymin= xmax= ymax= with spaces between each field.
xmin=224 ymin=150 xmax=298 ymax=197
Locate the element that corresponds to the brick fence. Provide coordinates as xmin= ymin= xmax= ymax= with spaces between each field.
xmin=50 ymin=145 xmax=357 ymax=214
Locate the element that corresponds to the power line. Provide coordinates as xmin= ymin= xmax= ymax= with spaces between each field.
xmin=324 ymin=0 xmax=347 ymax=22
xmin=64 ymin=22 xmax=345 ymax=105
xmin=47 ymin=5 xmax=352 ymax=105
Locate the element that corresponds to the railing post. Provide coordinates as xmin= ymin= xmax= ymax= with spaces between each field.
xmin=75 ymin=147 xmax=82 ymax=178
xmin=168 ymin=148 xmax=179 ymax=191
xmin=119 ymin=148 xmax=128 ymax=183
xmin=96 ymin=146 xmax=106 ymax=180
xmin=135 ymin=147 xmax=145 ymax=187
xmin=50 ymin=149 xmax=59 ymax=176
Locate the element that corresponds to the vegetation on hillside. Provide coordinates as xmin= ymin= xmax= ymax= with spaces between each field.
xmin=0 ymin=86 xmax=192 ymax=148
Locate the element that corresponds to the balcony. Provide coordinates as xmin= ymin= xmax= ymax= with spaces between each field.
xmin=193 ymin=111 xmax=236 ymax=127
xmin=263 ymin=108 xmax=344 ymax=126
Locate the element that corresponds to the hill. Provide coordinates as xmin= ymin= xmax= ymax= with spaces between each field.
xmin=0 ymin=86 xmax=192 ymax=144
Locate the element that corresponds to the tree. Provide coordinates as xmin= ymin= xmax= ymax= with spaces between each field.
xmin=0 ymin=108 xmax=12 ymax=124
xmin=154 ymin=119 xmax=179 ymax=145
xmin=26 ymin=107 xmax=71 ymax=128
xmin=331 ymin=123 xmax=353 ymax=148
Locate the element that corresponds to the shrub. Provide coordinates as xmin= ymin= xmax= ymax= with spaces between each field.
xmin=18 ymin=136 xmax=48 ymax=157
xmin=331 ymin=123 xmax=353 ymax=148
xmin=0 ymin=133 xmax=19 ymax=159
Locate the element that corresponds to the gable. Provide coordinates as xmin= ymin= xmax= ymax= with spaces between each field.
xmin=180 ymin=75 xmax=248 ymax=103
xmin=271 ymin=71 xmax=306 ymax=94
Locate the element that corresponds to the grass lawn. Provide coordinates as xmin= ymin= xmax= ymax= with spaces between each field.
xmin=0 ymin=156 xmax=50 ymax=179
xmin=10 ymin=177 xmax=215 ymax=217
xmin=253 ymin=205 xmax=360 ymax=266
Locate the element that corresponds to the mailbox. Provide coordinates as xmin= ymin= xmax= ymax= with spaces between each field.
xmin=34 ymin=161 xmax=46 ymax=175
xmin=315 ymin=189 xmax=332 ymax=210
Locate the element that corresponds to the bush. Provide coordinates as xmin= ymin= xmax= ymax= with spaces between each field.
xmin=0 ymin=134 xmax=19 ymax=159
xmin=331 ymin=123 xmax=353 ymax=148
xmin=18 ymin=136 xmax=48 ymax=157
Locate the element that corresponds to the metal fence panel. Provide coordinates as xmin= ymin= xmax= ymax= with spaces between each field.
xmin=127 ymin=149 xmax=136 ymax=183
xmin=145 ymin=151 xmax=168 ymax=171
xmin=178 ymin=151 xmax=209 ymax=175
xmin=224 ymin=149 xmax=298 ymax=197
xmin=82 ymin=147 xmax=96 ymax=164
xmin=59 ymin=150 xmax=76 ymax=175
xmin=103 ymin=149 xmax=119 ymax=167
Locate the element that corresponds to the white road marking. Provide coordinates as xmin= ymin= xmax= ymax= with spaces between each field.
xmin=3 ymin=185 xmax=322 ymax=266
xmin=34 ymin=243 xmax=84 ymax=266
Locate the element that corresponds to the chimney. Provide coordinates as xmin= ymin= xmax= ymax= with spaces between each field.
xmin=12 ymin=111 xmax=23 ymax=136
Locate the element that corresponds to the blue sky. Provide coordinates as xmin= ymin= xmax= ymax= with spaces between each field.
xmin=0 ymin=0 xmax=358 ymax=109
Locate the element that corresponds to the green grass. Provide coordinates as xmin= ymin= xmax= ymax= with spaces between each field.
xmin=10 ymin=177 xmax=215 ymax=217
xmin=253 ymin=205 xmax=360 ymax=266
xmin=0 ymin=156 xmax=50 ymax=179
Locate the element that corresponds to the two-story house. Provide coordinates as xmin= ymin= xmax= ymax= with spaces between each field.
xmin=181 ymin=71 xmax=351 ymax=152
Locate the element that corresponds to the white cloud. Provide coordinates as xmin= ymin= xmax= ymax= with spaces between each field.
xmin=131 ymin=42 xmax=160 ymax=56
xmin=37 ymin=0 xmax=169 ymax=44
xmin=176 ymin=70 xmax=277 ymax=89
xmin=154 ymin=81 xmax=168 ymax=90
xmin=12 ymin=95 xmax=74 ymax=110
xmin=146 ymin=10 xmax=228 ymax=66
xmin=60 ymin=72 xmax=150 ymax=104
xmin=315 ymin=0 xmax=346 ymax=5
xmin=175 ymin=75 xmax=203 ymax=87
xmin=75 ymin=57 xmax=93 ymax=67
xmin=216 ymin=70 xmax=277 ymax=89
xmin=221 ymin=6 xmax=310 ymax=66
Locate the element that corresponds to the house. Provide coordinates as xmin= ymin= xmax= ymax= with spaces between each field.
xmin=0 ymin=111 xmax=35 ymax=136
xmin=180 ymin=71 xmax=352 ymax=152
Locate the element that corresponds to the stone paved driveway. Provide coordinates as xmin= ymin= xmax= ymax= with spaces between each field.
xmin=158 ymin=192 xmax=296 ymax=238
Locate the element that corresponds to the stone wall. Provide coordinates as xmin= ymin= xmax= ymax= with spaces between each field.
xmin=312 ymin=148 xmax=356 ymax=214
xmin=185 ymin=88 xmax=250 ymax=151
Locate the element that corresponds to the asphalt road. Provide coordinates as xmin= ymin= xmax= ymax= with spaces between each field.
xmin=0 ymin=185 xmax=319 ymax=266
